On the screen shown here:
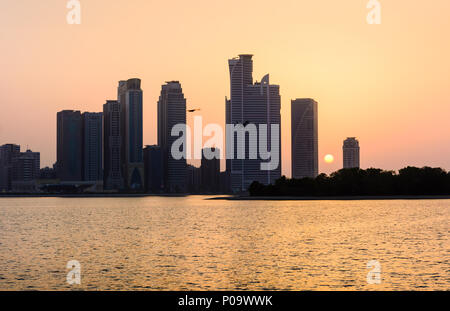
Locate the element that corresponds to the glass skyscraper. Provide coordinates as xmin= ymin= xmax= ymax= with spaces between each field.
xmin=226 ymin=54 xmax=281 ymax=193
xmin=291 ymin=98 xmax=319 ymax=179
xmin=157 ymin=81 xmax=187 ymax=193
xmin=118 ymin=79 xmax=144 ymax=190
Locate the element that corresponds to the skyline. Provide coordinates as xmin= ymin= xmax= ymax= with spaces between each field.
xmin=1 ymin=1 xmax=450 ymax=176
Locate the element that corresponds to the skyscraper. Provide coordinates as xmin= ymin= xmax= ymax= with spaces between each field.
xmin=157 ymin=81 xmax=187 ymax=193
xmin=57 ymin=110 xmax=83 ymax=182
xmin=82 ymin=112 xmax=103 ymax=184
xmin=291 ymin=98 xmax=319 ymax=179
xmin=0 ymin=144 xmax=21 ymax=191
xmin=201 ymin=147 xmax=220 ymax=193
xmin=343 ymin=137 xmax=360 ymax=169
xmin=118 ymin=79 xmax=144 ymax=190
xmin=103 ymin=100 xmax=124 ymax=190
xmin=226 ymin=54 xmax=281 ymax=192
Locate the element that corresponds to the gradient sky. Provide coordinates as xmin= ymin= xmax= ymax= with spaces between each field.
xmin=1 ymin=0 xmax=449 ymax=176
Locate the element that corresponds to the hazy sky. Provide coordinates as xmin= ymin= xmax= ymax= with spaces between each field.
xmin=1 ymin=0 xmax=449 ymax=176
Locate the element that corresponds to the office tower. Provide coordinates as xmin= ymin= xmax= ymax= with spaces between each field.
xmin=118 ymin=79 xmax=144 ymax=190
xmin=201 ymin=147 xmax=220 ymax=193
xmin=143 ymin=145 xmax=164 ymax=193
xmin=0 ymin=144 xmax=21 ymax=191
xmin=11 ymin=149 xmax=40 ymax=192
xmin=103 ymin=100 xmax=124 ymax=190
xmin=82 ymin=112 xmax=103 ymax=184
xmin=291 ymin=98 xmax=319 ymax=179
xmin=157 ymin=81 xmax=187 ymax=193
xmin=226 ymin=54 xmax=281 ymax=192
xmin=57 ymin=110 xmax=83 ymax=182
xmin=343 ymin=137 xmax=360 ymax=169
xmin=186 ymin=164 xmax=201 ymax=194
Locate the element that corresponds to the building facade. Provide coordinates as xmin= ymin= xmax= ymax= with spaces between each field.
xmin=0 ymin=144 xmax=21 ymax=191
xmin=226 ymin=54 xmax=281 ymax=192
xmin=82 ymin=112 xmax=103 ymax=184
xmin=201 ymin=148 xmax=220 ymax=193
xmin=143 ymin=145 xmax=164 ymax=193
xmin=118 ymin=79 xmax=144 ymax=190
xmin=57 ymin=110 xmax=83 ymax=182
xmin=291 ymin=98 xmax=319 ymax=179
xmin=103 ymin=100 xmax=124 ymax=190
xmin=11 ymin=149 xmax=40 ymax=192
xmin=343 ymin=137 xmax=360 ymax=169
xmin=157 ymin=81 xmax=187 ymax=193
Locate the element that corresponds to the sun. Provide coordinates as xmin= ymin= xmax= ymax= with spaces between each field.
xmin=324 ymin=154 xmax=334 ymax=164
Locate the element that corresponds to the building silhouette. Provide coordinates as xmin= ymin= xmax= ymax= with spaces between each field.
xmin=143 ymin=145 xmax=164 ymax=193
xmin=118 ymin=79 xmax=144 ymax=190
xmin=343 ymin=137 xmax=360 ymax=169
xmin=186 ymin=164 xmax=201 ymax=193
xmin=201 ymin=147 xmax=220 ymax=193
xmin=157 ymin=81 xmax=187 ymax=193
xmin=226 ymin=54 xmax=281 ymax=192
xmin=103 ymin=100 xmax=124 ymax=190
xmin=82 ymin=112 xmax=103 ymax=185
xmin=291 ymin=98 xmax=318 ymax=179
xmin=0 ymin=144 xmax=21 ymax=191
xmin=57 ymin=110 xmax=83 ymax=182
xmin=11 ymin=149 xmax=40 ymax=192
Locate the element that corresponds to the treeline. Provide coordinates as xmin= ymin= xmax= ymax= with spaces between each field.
xmin=249 ymin=167 xmax=450 ymax=196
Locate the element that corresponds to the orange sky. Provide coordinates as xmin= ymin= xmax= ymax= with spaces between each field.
xmin=1 ymin=0 xmax=449 ymax=176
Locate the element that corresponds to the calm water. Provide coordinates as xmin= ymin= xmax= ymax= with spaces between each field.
xmin=0 ymin=197 xmax=448 ymax=291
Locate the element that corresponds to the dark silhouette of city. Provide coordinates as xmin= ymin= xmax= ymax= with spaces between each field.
xmin=0 ymin=54 xmax=449 ymax=197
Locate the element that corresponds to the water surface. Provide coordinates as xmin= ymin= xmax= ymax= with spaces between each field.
xmin=0 ymin=197 xmax=448 ymax=290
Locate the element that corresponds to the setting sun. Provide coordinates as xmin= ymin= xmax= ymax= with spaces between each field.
xmin=324 ymin=154 xmax=335 ymax=164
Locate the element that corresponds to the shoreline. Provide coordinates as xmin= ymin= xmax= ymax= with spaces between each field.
xmin=208 ymin=195 xmax=450 ymax=201
xmin=0 ymin=194 xmax=449 ymax=200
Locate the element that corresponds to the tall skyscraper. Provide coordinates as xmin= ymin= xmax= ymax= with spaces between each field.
xmin=143 ymin=145 xmax=164 ymax=193
xmin=0 ymin=144 xmax=21 ymax=191
xmin=103 ymin=100 xmax=124 ymax=190
xmin=118 ymin=79 xmax=144 ymax=190
xmin=157 ymin=81 xmax=187 ymax=193
xmin=201 ymin=147 xmax=220 ymax=193
xmin=57 ymin=110 xmax=83 ymax=182
xmin=291 ymin=98 xmax=319 ymax=179
xmin=343 ymin=137 xmax=360 ymax=169
xmin=82 ymin=112 xmax=103 ymax=184
xmin=226 ymin=54 xmax=281 ymax=192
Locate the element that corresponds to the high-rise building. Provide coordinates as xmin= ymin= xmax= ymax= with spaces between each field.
xmin=0 ymin=144 xmax=21 ymax=191
xmin=82 ymin=112 xmax=103 ymax=184
xmin=118 ymin=79 xmax=144 ymax=190
xmin=57 ymin=110 xmax=83 ymax=182
xmin=103 ymin=100 xmax=124 ymax=190
xmin=226 ymin=54 xmax=281 ymax=192
xmin=143 ymin=145 xmax=164 ymax=193
xmin=343 ymin=137 xmax=360 ymax=169
xmin=12 ymin=149 xmax=40 ymax=192
xmin=291 ymin=98 xmax=319 ymax=179
xmin=157 ymin=81 xmax=187 ymax=193
xmin=201 ymin=147 xmax=220 ymax=193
